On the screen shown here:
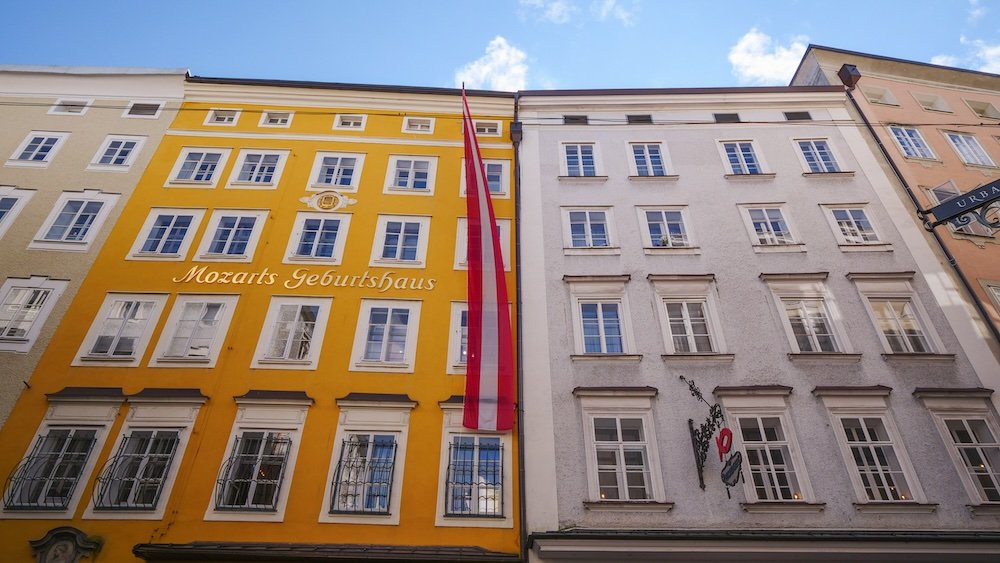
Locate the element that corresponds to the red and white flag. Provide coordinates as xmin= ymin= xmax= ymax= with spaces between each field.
xmin=461 ymin=88 xmax=514 ymax=432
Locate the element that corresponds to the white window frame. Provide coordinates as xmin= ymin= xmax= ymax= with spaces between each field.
xmin=911 ymin=92 xmax=952 ymax=113
xmin=319 ymin=398 xmax=414 ymax=525
xmin=737 ymin=204 xmax=803 ymax=252
xmin=943 ymin=131 xmax=996 ymax=167
xmin=627 ymin=142 xmax=674 ymax=177
xmin=7 ymin=131 xmax=69 ymax=168
xmin=560 ymin=207 xmax=618 ymax=255
xmin=149 ymin=294 xmax=239 ymax=368
xmin=926 ymin=180 xmax=995 ymax=238
xmin=29 ymin=189 xmax=120 ymax=252
xmin=73 ymin=292 xmax=168 ymax=367
xmin=861 ymin=85 xmax=899 ymax=106
xmin=87 ymin=135 xmax=147 ymax=172
xmin=637 ymin=206 xmax=695 ymax=253
xmin=576 ymin=388 xmax=666 ymax=504
xmin=474 ymin=120 xmax=502 ymax=137
xmin=204 ymin=397 xmax=309 ymax=523
xmin=0 ymin=276 xmax=68 ymax=353
xmin=334 ymin=114 xmax=367 ymax=131
xmin=166 ymin=147 xmax=233 ymax=188
xmin=446 ymin=302 xmax=469 ymax=375
xmin=888 ymin=126 xmax=936 ymax=160
xmin=793 ymin=138 xmax=844 ymax=174
xmin=818 ymin=391 xmax=926 ymax=506
xmin=122 ymin=101 xmax=165 ymax=119
xmin=567 ymin=277 xmax=635 ymax=357
xmin=918 ymin=393 xmax=1000 ymax=505
xmin=454 ymin=217 xmax=511 ymax=271
xmin=651 ymin=275 xmax=727 ymax=356
xmin=460 ymin=158 xmax=511 ymax=198
xmin=48 ymin=98 xmax=92 ymax=116
xmin=402 ymin=116 xmax=434 ymax=134
xmin=0 ymin=186 xmax=35 ymax=240
xmin=718 ymin=391 xmax=816 ymax=505
xmin=821 ymin=204 xmax=890 ymax=250
xmin=369 ymin=214 xmax=431 ymax=269
xmin=307 ymin=151 xmax=365 ymax=192
xmin=763 ymin=276 xmax=852 ymax=355
xmin=226 ymin=149 xmax=290 ymax=189
xmin=1 ymin=396 xmax=120 ymax=519
xmin=204 ymin=108 xmax=241 ymax=127
xmin=349 ymin=299 xmax=422 ymax=373
xmin=560 ymin=142 xmax=602 ymax=177
xmin=251 ymin=296 xmax=332 ymax=370
xmin=717 ymin=139 xmax=771 ymax=176
xmin=259 ymin=110 xmax=293 ymax=128
xmin=964 ymin=99 xmax=1000 ymax=120
xmin=283 ymin=211 xmax=352 ymax=265
xmin=128 ymin=207 xmax=206 ymax=261
xmin=193 ymin=209 xmax=269 ymax=263
xmin=83 ymin=396 xmax=205 ymax=520
xmin=384 ymin=155 xmax=438 ymax=195
xmin=851 ymin=274 xmax=945 ymax=355
xmin=434 ymin=402 xmax=513 ymax=527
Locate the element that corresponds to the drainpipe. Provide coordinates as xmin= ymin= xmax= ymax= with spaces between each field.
xmin=838 ymin=66 xmax=1000 ymax=349
xmin=510 ymin=92 xmax=528 ymax=563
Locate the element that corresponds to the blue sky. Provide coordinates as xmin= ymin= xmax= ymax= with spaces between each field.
xmin=4 ymin=0 xmax=998 ymax=90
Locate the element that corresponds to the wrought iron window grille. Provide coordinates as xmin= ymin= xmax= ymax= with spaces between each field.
xmin=444 ymin=438 xmax=504 ymax=517
xmin=93 ymin=430 xmax=179 ymax=510
xmin=330 ymin=434 xmax=397 ymax=515
xmin=214 ymin=432 xmax=291 ymax=512
xmin=4 ymin=429 xmax=97 ymax=510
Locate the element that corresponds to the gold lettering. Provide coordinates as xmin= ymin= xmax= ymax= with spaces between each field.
xmin=284 ymin=268 xmax=307 ymax=290
xmin=378 ymin=273 xmax=393 ymax=293
xmin=217 ymin=271 xmax=233 ymax=284
xmin=425 ymin=278 xmax=436 ymax=290
xmin=265 ymin=273 xmax=278 ymax=285
xmin=203 ymin=271 xmax=219 ymax=283
xmin=232 ymin=272 xmax=249 ymax=284
xmin=394 ymin=277 xmax=408 ymax=290
xmin=172 ymin=266 xmax=207 ymax=283
xmin=306 ymin=273 xmax=321 ymax=286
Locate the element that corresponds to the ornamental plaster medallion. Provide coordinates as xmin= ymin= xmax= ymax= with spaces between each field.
xmin=299 ymin=190 xmax=357 ymax=212
xmin=29 ymin=527 xmax=100 ymax=563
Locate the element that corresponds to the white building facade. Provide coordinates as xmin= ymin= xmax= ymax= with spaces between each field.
xmin=518 ymin=87 xmax=1000 ymax=561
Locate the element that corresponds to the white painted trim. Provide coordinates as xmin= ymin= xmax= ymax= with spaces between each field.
xmin=349 ymin=299 xmax=422 ymax=373
xmin=283 ymin=211 xmax=352 ymax=266
xmin=368 ymin=214 xmax=431 ymax=269
xmin=127 ymin=207 xmax=206 ymax=261
xmin=0 ymin=276 xmax=69 ymax=353
xmin=72 ymin=292 xmax=169 ymax=367
xmin=251 ymin=295 xmax=332 ymax=370
xmin=0 ymin=186 xmax=35 ymax=240
xmin=224 ymin=149 xmax=290 ymax=190
xmin=164 ymin=128 xmax=512 ymax=150
xmin=165 ymin=147 xmax=233 ymax=189
xmin=29 ymin=189 xmax=120 ymax=252
xmin=87 ymin=134 xmax=148 ymax=172
xmin=149 ymin=294 xmax=239 ymax=368
xmin=193 ymin=208 xmax=269 ymax=263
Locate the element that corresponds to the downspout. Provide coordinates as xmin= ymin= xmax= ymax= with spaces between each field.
xmin=511 ymin=92 xmax=528 ymax=563
xmin=842 ymin=82 xmax=1000 ymax=348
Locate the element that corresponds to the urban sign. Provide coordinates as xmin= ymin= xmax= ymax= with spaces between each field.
xmin=172 ymin=266 xmax=437 ymax=291
xmin=926 ymin=178 xmax=1000 ymax=231
xmin=679 ymin=376 xmax=742 ymax=497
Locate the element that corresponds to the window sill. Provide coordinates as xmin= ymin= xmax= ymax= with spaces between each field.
xmin=385 ymin=186 xmax=434 ymax=195
xmin=5 ymin=160 xmax=51 ymax=169
xmin=197 ymin=254 xmax=249 ymax=261
xmin=628 ymin=175 xmax=679 ymax=182
xmin=286 ymin=256 xmax=339 ymax=264
xmin=227 ymin=182 xmax=277 ymax=190
xmin=155 ymin=356 xmax=211 ymax=364
xmin=724 ymin=173 xmax=776 ymax=180
xmin=167 ymin=180 xmax=214 ymax=188
xmin=853 ymin=502 xmax=937 ymax=514
xmin=740 ymin=501 xmax=825 ymax=513
xmin=371 ymin=259 xmax=425 ymax=269
xmin=354 ymin=360 xmax=412 ymax=370
xmin=751 ymin=243 xmax=806 ymax=253
xmin=788 ymin=353 xmax=862 ymax=364
xmin=571 ymin=354 xmax=642 ymax=362
xmin=901 ymin=156 xmax=943 ymax=166
xmin=881 ymin=353 xmax=955 ymax=362
xmin=661 ymin=353 xmax=734 ymax=362
xmin=131 ymin=252 xmax=183 ymax=260
xmin=643 ymin=246 xmax=700 ymax=255
xmin=308 ymin=184 xmax=357 ymax=192
xmin=0 ymin=337 xmax=29 ymax=344
xmin=557 ymin=175 xmax=608 ymax=182
xmin=256 ymin=358 xmax=312 ymax=366
xmin=583 ymin=500 xmax=673 ymax=512
xmin=960 ymin=163 xmax=999 ymax=173
xmin=839 ymin=243 xmax=893 ymax=252
xmin=802 ymin=171 xmax=855 ymax=178
xmin=968 ymin=503 xmax=1000 ymax=517
xmin=79 ymin=355 xmax=136 ymax=363
xmin=563 ymin=247 xmax=621 ymax=256
xmin=86 ymin=164 xmax=131 ymax=173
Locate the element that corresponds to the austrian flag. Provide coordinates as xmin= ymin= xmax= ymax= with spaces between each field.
xmin=461 ymin=89 xmax=515 ymax=432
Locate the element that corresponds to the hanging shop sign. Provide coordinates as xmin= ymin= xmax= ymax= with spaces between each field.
xmin=679 ymin=376 xmax=742 ymax=497
xmin=925 ymin=178 xmax=1000 ymax=231
xmin=172 ymin=266 xmax=437 ymax=292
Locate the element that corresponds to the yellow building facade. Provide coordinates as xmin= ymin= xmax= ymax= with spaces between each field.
xmin=0 ymin=78 xmax=520 ymax=562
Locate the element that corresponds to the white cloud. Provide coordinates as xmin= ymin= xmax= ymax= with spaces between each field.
xmin=968 ymin=0 xmax=987 ymax=23
xmin=930 ymin=54 xmax=959 ymax=67
xmin=728 ymin=28 xmax=808 ymax=85
xmin=591 ymin=0 xmax=635 ymax=26
xmin=519 ymin=0 xmax=576 ymax=24
xmin=965 ymin=37 xmax=1000 ymax=73
xmin=455 ymin=36 xmax=528 ymax=92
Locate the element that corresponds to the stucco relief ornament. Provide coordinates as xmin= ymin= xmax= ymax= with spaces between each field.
xmin=299 ymin=190 xmax=357 ymax=212
xmin=29 ymin=527 xmax=100 ymax=563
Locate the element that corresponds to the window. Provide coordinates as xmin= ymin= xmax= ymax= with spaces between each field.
xmin=334 ymin=114 xmax=367 ymax=130
xmin=124 ymin=102 xmax=163 ymax=119
xmin=0 ymin=186 xmax=34 ymax=240
xmin=7 ymin=131 xmax=68 ymax=167
xmin=567 ymin=276 xmax=634 ymax=358
xmin=460 ymin=159 xmax=510 ymax=197
xmin=92 ymin=430 xmax=180 ymax=510
xmin=563 ymin=143 xmax=597 ymax=176
xmin=580 ymin=302 xmax=624 ymax=354
xmin=889 ymin=126 xmax=935 ymax=159
xmin=330 ymin=433 xmax=398 ymax=514
xmin=630 ymin=143 xmax=669 ymax=177
xmin=370 ymin=215 xmax=430 ymax=268
xmin=851 ymin=274 xmax=944 ymax=356
xmin=88 ymin=135 xmax=146 ymax=171
xmin=77 ymin=297 xmax=165 ymax=364
xmin=943 ymin=418 xmax=1000 ymax=502
xmin=252 ymin=296 xmax=331 ymax=370
xmin=912 ymin=92 xmax=951 ymax=112
xmin=965 ymin=100 xmax=1000 ymax=120
xmin=781 ymin=299 xmax=840 ymax=352
xmin=151 ymin=294 xmax=238 ymax=368
xmin=443 ymin=435 xmax=503 ymax=517
xmin=823 ymin=205 xmax=884 ymax=246
xmin=205 ymin=109 xmax=240 ymax=126
xmin=0 ymin=276 xmax=68 ymax=353
xmin=454 ymin=218 xmax=512 ymax=270
xmin=662 ymin=301 xmax=715 ymax=353
xmin=49 ymin=99 xmax=90 ymax=115
xmin=129 ymin=208 xmax=206 ymax=260
xmin=563 ymin=115 xmax=588 ymax=125
xmin=446 ymin=303 xmax=469 ymax=374
xmin=350 ymin=299 xmax=421 ymax=372
xmin=259 ymin=111 xmax=292 ymax=127
xmin=861 ymin=85 xmax=899 ymax=105
xmin=945 ymin=132 xmax=996 ymax=167
xmin=227 ymin=150 xmax=289 ymax=188
xmin=796 ymin=139 xmax=841 ymax=173
xmin=714 ymin=113 xmax=741 ymax=123
xmin=194 ymin=209 xmax=268 ymax=262
xmin=402 ymin=117 xmax=434 ymax=133
xmin=309 ymin=152 xmax=364 ymax=191
xmin=784 ymin=111 xmax=812 ymax=121
xmin=928 ymin=180 xmax=995 ymax=237
xmin=561 ymin=208 xmax=615 ymax=251
xmin=763 ymin=274 xmax=853 ymax=356
xmin=30 ymin=190 xmax=120 ymax=251
xmin=739 ymin=206 xmax=798 ymax=247
xmin=626 ymin=114 xmax=653 ymax=124
xmin=720 ymin=141 xmax=766 ymax=175
xmin=651 ymin=275 xmax=728 ymax=357
xmin=284 ymin=212 xmax=351 ymax=264
xmin=168 ymin=148 xmax=232 ymax=188
xmin=215 ymin=431 xmax=291 ymax=511
xmin=640 ymin=208 xmax=690 ymax=248
xmin=4 ymin=428 xmax=98 ymax=510
xmin=385 ymin=156 xmax=437 ymax=193
xmin=474 ymin=120 xmax=501 ymax=136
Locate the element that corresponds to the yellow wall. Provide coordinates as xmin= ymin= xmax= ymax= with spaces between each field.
xmin=0 ymin=92 xmax=519 ymax=560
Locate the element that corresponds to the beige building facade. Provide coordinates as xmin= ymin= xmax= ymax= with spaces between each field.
xmin=0 ymin=66 xmax=186 ymax=422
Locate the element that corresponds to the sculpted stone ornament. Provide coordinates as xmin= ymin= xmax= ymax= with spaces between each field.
xmin=29 ymin=527 xmax=100 ymax=563
xmin=299 ymin=190 xmax=357 ymax=212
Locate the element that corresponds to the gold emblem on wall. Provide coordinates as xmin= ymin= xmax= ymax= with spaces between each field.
xmin=299 ymin=190 xmax=356 ymax=212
